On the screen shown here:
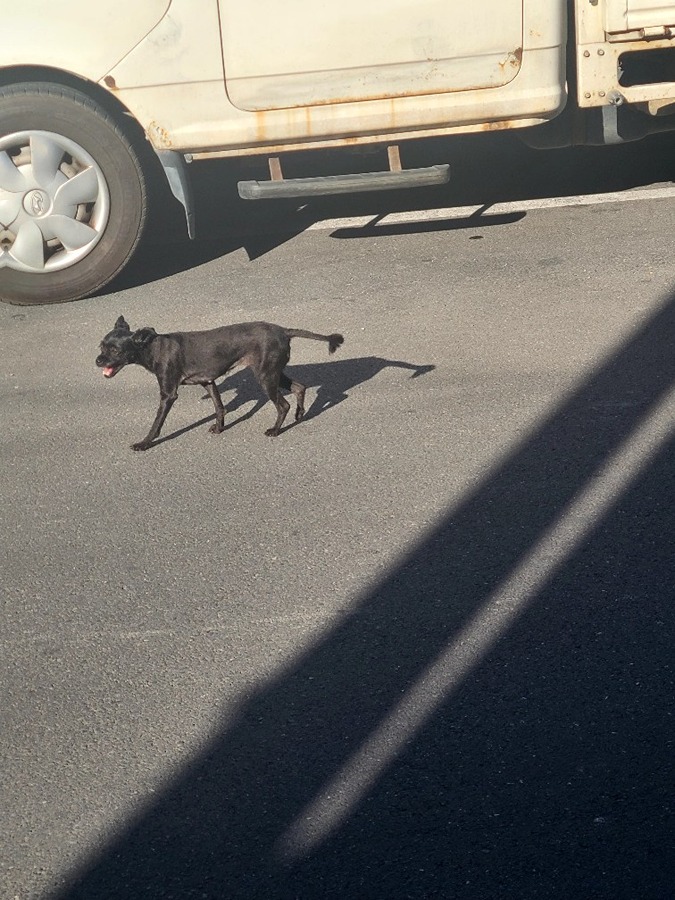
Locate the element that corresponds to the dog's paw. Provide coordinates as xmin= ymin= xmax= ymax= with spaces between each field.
xmin=131 ymin=441 xmax=151 ymax=451
xmin=264 ymin=427 xmax=280 ymax=437
xmin=208 ymin=423 xmax=224 ymax=435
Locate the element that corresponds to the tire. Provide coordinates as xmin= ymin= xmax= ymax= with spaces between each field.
xmin=0 ymin=82 xmax=147 ymax=305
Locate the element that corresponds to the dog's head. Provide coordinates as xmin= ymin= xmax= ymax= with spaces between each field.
xmin=96 ymin=316 xmax=157 ymax=378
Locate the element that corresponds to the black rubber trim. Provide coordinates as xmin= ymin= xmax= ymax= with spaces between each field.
xmin=238 ymin=164 xmax=450 ymax=199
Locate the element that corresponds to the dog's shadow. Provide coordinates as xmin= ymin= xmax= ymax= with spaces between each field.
xmin=156 ymin=357 xmax=435 ymax=445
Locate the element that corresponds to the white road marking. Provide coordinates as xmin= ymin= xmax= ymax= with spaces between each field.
xmin=307 ymin=185 xmax=675 ymax=231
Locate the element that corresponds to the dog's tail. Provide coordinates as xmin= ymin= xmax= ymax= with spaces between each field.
xmin=284 ymin=329 xmax=344 ymax=354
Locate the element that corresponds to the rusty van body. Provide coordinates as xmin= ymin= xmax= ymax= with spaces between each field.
xmin=2 ymin=1 xmax=675 ymax=303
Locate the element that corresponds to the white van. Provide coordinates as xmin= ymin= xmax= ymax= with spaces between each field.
xmin=2 ymin=1 xmax=675 ymax=304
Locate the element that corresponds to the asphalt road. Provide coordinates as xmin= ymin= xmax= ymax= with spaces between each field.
xmin=2 ymin=132 xmax=674 ymax=899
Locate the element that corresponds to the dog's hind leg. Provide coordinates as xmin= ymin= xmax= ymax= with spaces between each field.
xmin=279 ymin=372 xmax=307 ymax=423
xmin=256 ymin=371 xmax=290 ymax=437
xmin=265 ymin=389 xmax=290 ymax=437
xmin=204 ymin=382 xmax=226 ymax=434
xmin=250 ymin=347 xmax=292 ymax=437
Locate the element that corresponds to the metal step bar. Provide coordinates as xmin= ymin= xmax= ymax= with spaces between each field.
xmin=237 ymin=145 xmax=449 ymax=200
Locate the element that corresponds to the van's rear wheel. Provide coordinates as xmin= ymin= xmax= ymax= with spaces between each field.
xmin=0 ymin=83 xmax=147 ymax=305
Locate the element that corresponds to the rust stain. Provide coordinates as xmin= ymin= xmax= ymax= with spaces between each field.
xmin=255 ymin=110 xmax=267 ymax=144
xmin=244 ymin=79 xmax=501 ymax=113
xmin=146 ymin=121 xmax=173 ymax=150
xmin=103 ymin=75 xmax=117 ymax=90
xmin=499 ymin=48 xmax=523 ymax=72
xmin=476 ymin=118 xmax=521 ymax=132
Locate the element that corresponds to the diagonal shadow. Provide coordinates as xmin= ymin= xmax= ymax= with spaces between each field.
xmin=56 ymin=291 xmax=675 ymax=899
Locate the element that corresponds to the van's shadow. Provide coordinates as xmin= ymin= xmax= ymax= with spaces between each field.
xmin=155 ymin=357 xmax=434 ymax=445
xmin=102 ymin=132 xmax=675 ymax=294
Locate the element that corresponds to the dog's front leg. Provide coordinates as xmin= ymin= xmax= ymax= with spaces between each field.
xmin=132 ymin=390 xmax=177 ymax=451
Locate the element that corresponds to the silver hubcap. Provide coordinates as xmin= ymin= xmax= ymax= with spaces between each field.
xmin=0 ymin=130 xmax=110 ymax=274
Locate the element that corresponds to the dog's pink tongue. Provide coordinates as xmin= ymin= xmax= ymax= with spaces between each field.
xmin=103 ymin=367 xmax=116 ymax=378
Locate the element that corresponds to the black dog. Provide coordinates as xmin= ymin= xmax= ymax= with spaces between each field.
xmin=96 ymin=317 xmax=344 ymax=450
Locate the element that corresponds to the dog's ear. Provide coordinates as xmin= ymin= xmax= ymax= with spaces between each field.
xmin=132 ymin=327 xmax=157 ymax=346
xmin=115 ymin=316 xmax=131 ymax=332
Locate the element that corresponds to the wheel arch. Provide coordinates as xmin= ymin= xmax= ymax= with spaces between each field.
xmin=0 ymin=65 xmax=192 ymax=236
xmin=0 ymin=65 xmax=147 ymax=148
